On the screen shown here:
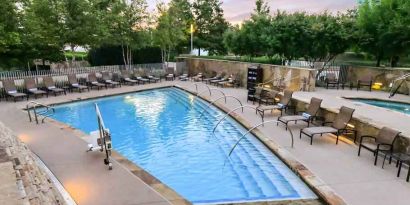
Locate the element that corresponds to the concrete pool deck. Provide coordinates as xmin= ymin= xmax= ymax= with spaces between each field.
xmin=0 ymin=81 xmax=409 ymax=205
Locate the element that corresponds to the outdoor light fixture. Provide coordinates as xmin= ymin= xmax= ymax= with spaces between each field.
xmin=372 ymin=82 xmax=383 ymax=90
xmin=346 ymin=123 xmax=355 ymax=129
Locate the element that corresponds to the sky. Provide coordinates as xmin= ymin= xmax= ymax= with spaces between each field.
xmin=147 ymin=0 xmax=358 ymax=24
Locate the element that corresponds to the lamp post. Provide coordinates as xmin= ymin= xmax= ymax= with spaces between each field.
xmin=190 ymin=24 xmax=194 ymax=55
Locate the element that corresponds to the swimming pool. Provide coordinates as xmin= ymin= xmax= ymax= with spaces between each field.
xmin=49 ymin=87 xmax=316 ymax=203
xmin=351 ymin=98 xmax=410 ymax=115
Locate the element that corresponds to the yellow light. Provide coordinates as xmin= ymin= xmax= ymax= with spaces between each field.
xmin=190 ymin=24 xmax=194 ymax=33
xmin=275 ymin=97 xmax=280 ymax=102
xmin=372 ymin=82 xmax=383 ymax=90
xmin=18 ymin=134 xmax=32 ymax=143
xmin=347 ymin=123 xmax=355 ymax=129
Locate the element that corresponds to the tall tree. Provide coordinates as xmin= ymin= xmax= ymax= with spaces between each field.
xmin=168 ymin=0 xmax=194 ymax=53
xmin=192 ymin=0 xmax=229 ymax=55
xmin=153 ymin=2 xmax=186 ymax=66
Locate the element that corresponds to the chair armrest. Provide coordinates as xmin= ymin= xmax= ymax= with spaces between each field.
xmin=360 ymin=135 xmax=376 ymax=143
xmin=322 ymin=121 xmax=333 ymax=126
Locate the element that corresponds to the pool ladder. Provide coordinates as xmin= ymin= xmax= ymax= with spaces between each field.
xmin=26 ymin=101 xmax=55 ymax=124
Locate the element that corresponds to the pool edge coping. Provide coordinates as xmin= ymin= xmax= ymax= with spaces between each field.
xmin=37 ymin=84 xmax=335 ymax=205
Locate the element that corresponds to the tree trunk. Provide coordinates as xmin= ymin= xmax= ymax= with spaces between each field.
xmin=70 ymin=44 xmax=76 ymax=63
xmin=198 ymin=47 xmax=201 ymax=56
xmin=390 ymin=56 xmax=399 ymax=67
xmin=121 ymin=44 xmax=127 ymax=66
xmin=376 ymin=55 xmax=382 ymax=67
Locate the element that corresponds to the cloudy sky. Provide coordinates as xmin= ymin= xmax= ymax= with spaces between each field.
xmin=147 ymin=0 xmax=358 ymax=24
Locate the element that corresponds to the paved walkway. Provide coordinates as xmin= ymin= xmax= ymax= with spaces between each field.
xmin=0 ymin=81 xmax=409 ymax=205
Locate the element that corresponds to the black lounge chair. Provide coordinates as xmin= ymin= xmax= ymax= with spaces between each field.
xmin=43 ymin=76 xmax=66 ymax=96
xmin=120 ymin=71 xmax=138 ymax=85
xmin=300 ymin=106 xmax=356 ymax=145
xmin=278 ymin=97 xmax=323 ymax=130
xmin=204 ymin=73 xmax=222 ymax=84
xmin=358 ymin=127 xmax=401 ymax=165
xmin=147 ymin=75 xmax=160 ymax=83
xmin=256 ymin=90 xmax=293 ymax=120
xmin=165 ymin=68 xmax=175 ymax=81
xmin=25 ymin=78 xmax=48 ymax=99
xmin=192 ymin=73 xmax=203 ymax=82
xmin=102 ymin=72 xmax=121 ymax=88
xmin=210 ymin=75 xmax=228 ymax=85
xmin=2 ymin=79 xmax=28 ymax=102
xmin=68 ymin=74 xmax=89 ymax=92
xmin=179 ymin=73 xmax=189 ymax=81
xmin=88 ymin=73 xmax=106 ymax=90
xmin=247 ymin=87 xmax=264 ymax=104
xmin=259 ymin=90 xmax=279 ymax=105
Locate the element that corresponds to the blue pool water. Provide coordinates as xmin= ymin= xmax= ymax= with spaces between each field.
xmin=353 ymin=99 xmax=410 ymax=115
xmin=49 ymin=88 xmax=316 ymax=203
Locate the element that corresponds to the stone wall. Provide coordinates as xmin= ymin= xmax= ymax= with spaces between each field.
xmin=347 ymin=66 xmax=410 ymax=94
xmin=180 ymin=58 xmax=317 ymax=91
xmin=0 ymin=122 xmax=66 ymax=205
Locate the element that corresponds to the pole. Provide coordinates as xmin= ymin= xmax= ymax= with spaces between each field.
xmin=190 ymin=24 xmax=194 ymax=55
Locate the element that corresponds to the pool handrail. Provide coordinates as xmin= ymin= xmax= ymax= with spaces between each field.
xmin=198 ymin=95 xmax=243 ymax=118
xmin=26 ymin=101 xmax=55 ymax=124
xmin=194 ymin=83 xmax=212 ymax=96
xmin=228 ymin=120 xmax=294 ymax=157
xmin=212 ymin=105 xmax=263 ymax=133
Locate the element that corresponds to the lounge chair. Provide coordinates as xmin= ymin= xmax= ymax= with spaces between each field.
xmin=256 ymin=90 xmax=293 ymax=120
xmin=2 ymin=79 xmax=28 ymax=102
xmin=120 ymin=71 xmax=138 ymax=85
xmin=25 ymin=78 xmax=48 ymax=99
xmin=102 ymin=72 xmax=121 ymax=88
xmin=204 ymin=74 xmax=221 ymax=84
xmin=300 ymin=106 xmax=356 ymax=145
xmin=325 ymin=73 xmax=344 ymax=90
xmin=43 ymin=76 xmax=66 ymax=96
xmin=192 ymin=73 xmax=203 ymax=82
xmin=132 ymin=73 xmax=149 ymax=84
xmin=278 ymin=97 xmax=323 ymax=130
xmin=68 ymin=74 xmax=89 ymax=92
xmin=217 ymin=75 xmax=234 ymax=87
xmin=210 ymin=75 xmax=228 ymax=85
xmin=358 ymin=127 xmax=401 ymax=165
xmin=147 ymin=75 xmax=160 ymax=83
xmin=382 ymin=146 xmax=410 ymax=182
xmin=88 ymin=73 xmax=106 ymax=90
xmin=179 ymin=73 xmax=189 ymax=81
xmin=357 ymin=75 xmax=373 ymax=91
xmin=259 ymin=90 xmax=279 ymax=105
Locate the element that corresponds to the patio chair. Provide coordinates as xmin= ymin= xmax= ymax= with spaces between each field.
xmin=278 ymin=97 xmax=323 ymax=130
xmin=25 ymin=78 xmax=48 ymax=99
xmin=256 ymin=90 xmax=294 ymax=120
xmin=2 ymin=79 xmax=28 ymax=102
xmin=358 ymin=127 xmax=401 ymax=166
xmin=120 ymin=70 xmax=138 ymax=85
xmin=68 ymin=74 xmax=89 ymax=93
xmin=325 ymin=73 xmax=344 ymax=90
xmin=102 ymin=72 xmax=121 ymax=88
xmin=357 ymin=75 xmax=373 ymax=92
xmin=247 ymin=86 xmax=264 ymax=104
xmin=382 ymin=146 xmax=410 ymax=182
xmin=43 ymin=76 xmax=66 ymax=96
xmin=88 ymin=73 xmax=106 ymax=90
xmin=165 ymin=68 xmax=175 ymax=81
xmin=192 ymin=73 xmax=203 ymax=82
xmin=218 ymin=75 xmax=239 ymax=88
xmin=300 ymin=106 xmax=356 ymax=145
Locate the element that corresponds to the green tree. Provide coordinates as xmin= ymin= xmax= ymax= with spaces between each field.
xmin=153 ymin=3 xmax=186 ymax=66
xmin=168 ymin=0 xmax=194 ymax=53
xmin=192 ymin=0 xmax=229 ymax=55
xmin=357 ymin=0 xmax=410 ymax=67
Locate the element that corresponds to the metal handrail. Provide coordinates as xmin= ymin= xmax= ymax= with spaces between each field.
xmin=212 ymin=106 xmax=262 ymax=133
xmin=26 ymin=101 xmax=55 ymax=124
xmin=94 ymin=103 xmax=113 ymax=170
xmin=198 ymin=95 xmax=243 ymax=118
xmin=194 ymin=83 xmax=212 ymax=96
xmin=228 ymin=120 xmax=294 ymax=157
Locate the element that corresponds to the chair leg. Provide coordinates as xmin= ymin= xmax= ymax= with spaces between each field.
xmin=407 ymin=166 xmax=410 ymax=182
xmin=310 ymin=135 xmax=313 ymax=145
xmin=382 ymin=154 xmax=387 ymax=169
xmin=336 ymin=134 xmax=339 ymax=144
xmin=358 ymin=144 xmax=362 ymax=156
xmin=397 ymin=161 xmax=402 ymax=177
xmin=374 ymin=149 xmax=379 ymax=166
